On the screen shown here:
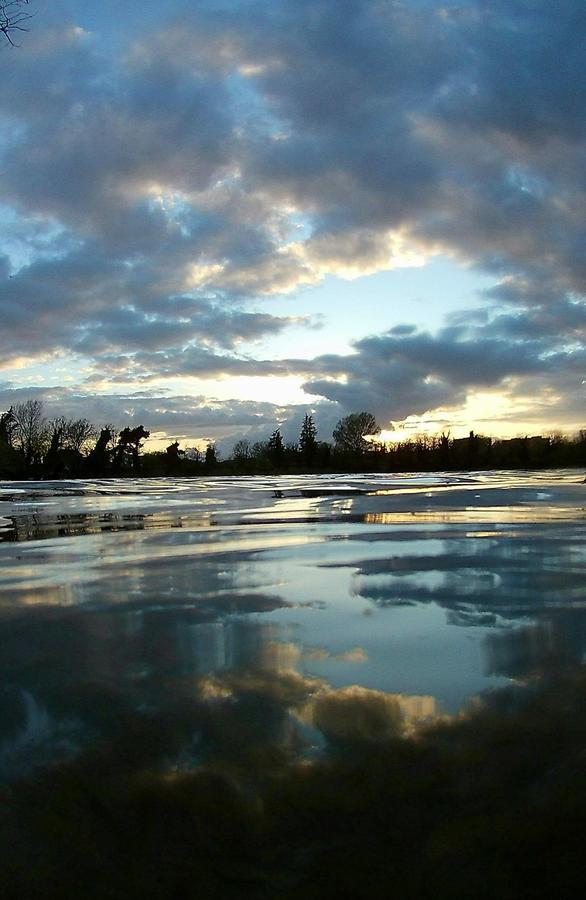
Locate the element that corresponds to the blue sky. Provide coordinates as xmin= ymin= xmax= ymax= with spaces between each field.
xmin=0 ymin=0 xmax=585 ymax=451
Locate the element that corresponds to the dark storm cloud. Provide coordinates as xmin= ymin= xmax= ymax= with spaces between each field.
xmin=0 ymin=0 xmax=584 ymax=429
xmin=436 ymin=0 xmax=586 ymax=145
xmin=75 ymin=301 xmax=307 ymax=355
xmin=481 ymin=301 xmax=586 ymax=344
xmin=299 ymin=322 xmax=564 ymax=421
xmin=81 ymin=346 xmax=296 ymax=384
xmin=78 ymin=306 xmax=586 ymax=435
xmin=0 ymin=245 xmax=305 ymax=363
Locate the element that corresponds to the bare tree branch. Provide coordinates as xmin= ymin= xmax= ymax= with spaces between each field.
xmin=1 ymin=0 xmax=33 ymax=47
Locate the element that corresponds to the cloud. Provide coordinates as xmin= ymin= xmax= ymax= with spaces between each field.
xmin=308 ymin=685 xmax=404 ymax=743
xmin=0 ymin=382 xmax=294 ymax=435
xmin=0 ymin=380 xmax=348 ymax=452
xmin=0 ymin=1 xmax=584 ymax=434
xmin=298 ymin=317 xmax=577 ymax=423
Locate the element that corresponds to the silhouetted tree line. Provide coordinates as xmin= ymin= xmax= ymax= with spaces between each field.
xmin=366 ymin=429 xmax=586 ymax=474
xmin=0 ymin=400 xmax=152 ymax=478
xmin=223 ymin=418 xmax=586 ymax=475
xmin=1 ymin=401 xmax=584 ymax=478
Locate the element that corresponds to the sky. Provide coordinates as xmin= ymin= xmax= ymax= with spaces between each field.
xmin=0 ymin=0 xmax=585 ymax=452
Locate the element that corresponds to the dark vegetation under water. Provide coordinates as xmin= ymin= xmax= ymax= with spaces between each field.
xmin=1 ymin=666 xmax=586 ymax=899
xmin=1 ymin=401 xmax=585 ymax=479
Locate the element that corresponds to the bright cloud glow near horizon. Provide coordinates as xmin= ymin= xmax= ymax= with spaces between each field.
xmin=1 ymin=0 xmax=585 ymax=453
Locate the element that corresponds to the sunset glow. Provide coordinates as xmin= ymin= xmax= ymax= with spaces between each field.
xmin=0 ymin=0 xmax=584 ymax=452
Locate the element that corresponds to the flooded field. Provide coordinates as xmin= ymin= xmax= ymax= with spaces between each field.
xmin=1 ymin=469 xmax=585 ymax=775
xmin=1 ymin=470 xmax=586 ymax=897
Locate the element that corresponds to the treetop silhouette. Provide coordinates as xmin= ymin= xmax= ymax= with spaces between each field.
xmin=333 ymin=411 xmax=380 ymax=454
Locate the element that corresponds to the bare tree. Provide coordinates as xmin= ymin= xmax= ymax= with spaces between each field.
xmin=43 ymin=415 xmax=96 ymax=457
xmin=65 ymin=418 xmax=97 ymax=453
xmin=184 ymin=446 xmax=202 ymax=462
xmin=1 ymin=1 xmax=33 ymax=46
xmin=12 ymin=399 xmax=47 ymax=466
xmin=47 ymin=415 xmax=67 ymax=452
xmin=232 ymin=439 xmax=251 ymax=462
xmin=251 ymin=440 xmax=268 ymax=460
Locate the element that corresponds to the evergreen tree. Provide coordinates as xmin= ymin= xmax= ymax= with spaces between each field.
xmin=267 ymin=429 xmax=285 ymax=465
xmin=299 ymin=413 xmax=317 ymax=464
xmin=0 ymin=407 xmax=16 ymax=446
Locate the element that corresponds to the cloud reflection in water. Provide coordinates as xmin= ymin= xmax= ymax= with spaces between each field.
xmin=1 ymin=473 xmax=586 ymax=896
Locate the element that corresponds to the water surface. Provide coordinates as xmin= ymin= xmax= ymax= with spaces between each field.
xmin=1 ymin=469 xmax=585 ymax=778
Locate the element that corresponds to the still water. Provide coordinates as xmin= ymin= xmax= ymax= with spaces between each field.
xmin=1 ymin=469 xmax=585 ymax=780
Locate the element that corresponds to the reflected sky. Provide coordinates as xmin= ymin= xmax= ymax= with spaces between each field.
xmin=1 ymin=470 xmax=585 ymax=779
